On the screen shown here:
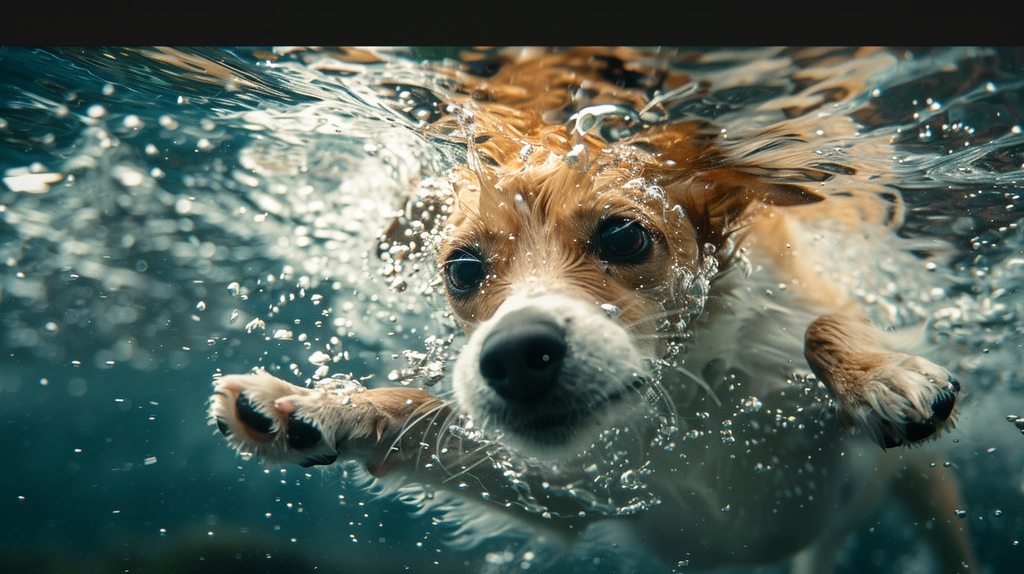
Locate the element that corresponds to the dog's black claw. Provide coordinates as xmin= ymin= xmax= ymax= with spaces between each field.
xmin=216 ymin=419 xmax=231 ymax=437
xmin=286 ymin=414 xmax=323 ymax=450
xmin=904 ymin=421 xmax=936 ymax=443
xmin=299 ymin=453 xmax=339 ymax=468
xmin=235 ymin=393 xmax=275 ymax=434
xmin=932 ymin=390 xmax=957 ymax=422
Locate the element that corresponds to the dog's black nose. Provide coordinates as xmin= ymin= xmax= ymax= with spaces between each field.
xmin=479 ymin=309 xmax=567 ymax=403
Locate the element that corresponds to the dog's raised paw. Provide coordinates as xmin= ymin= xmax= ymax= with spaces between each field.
xmin=836 ymin=355 xmax=960 ymax=449
xmin=208 ymin=370 xmax=445 ymax=470
xmin=209 ymin=371 xmax=338 ymax=467
xmin=805 ymin=314 xmax=962 ymax=450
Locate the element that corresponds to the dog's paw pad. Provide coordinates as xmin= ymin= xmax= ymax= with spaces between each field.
xmin=299 ymin=453 xmax=339 ymax=468
xmin=905 ymin=421 xmax=937 ymax=442
xmin=235 ymin=393 xmax=276 ymax=437
xmin=286 ymin=414 xmax=324 ymax=450
xmin=931 ymin=383 xmax=958 ymax=421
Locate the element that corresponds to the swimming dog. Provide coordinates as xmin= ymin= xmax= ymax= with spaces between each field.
xmin=208 ymin=48 xmax=973 ymax=572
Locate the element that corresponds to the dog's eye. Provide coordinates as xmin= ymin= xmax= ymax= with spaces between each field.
xmin=443 ymin=249 xmax=487 ymax=295
xmin=597 ymin=218 xmax=652 ymax=264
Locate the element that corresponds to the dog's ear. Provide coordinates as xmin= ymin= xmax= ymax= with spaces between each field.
xmin=377 ymin=177 xmax=455 ymax=261
xmin=669 ymin=166 xmax=824 ymax=252
xmin=625 ymin=122 xmax=824 ymax=251
xmin=690 ymin=167 xmax=824 ymax=210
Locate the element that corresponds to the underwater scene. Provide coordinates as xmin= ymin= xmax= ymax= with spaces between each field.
xmin=1 ymin=47 xmax=1023 ymax=574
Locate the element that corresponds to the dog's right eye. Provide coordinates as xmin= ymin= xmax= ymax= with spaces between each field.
xmin=596 ymin=217 xmax=652 ymax=265
xmin=443 ymin=249 xmax=486 ymax=295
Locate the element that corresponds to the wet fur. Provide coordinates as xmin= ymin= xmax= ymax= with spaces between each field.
xmin=208 ymin=48 xmax=973 ymax=572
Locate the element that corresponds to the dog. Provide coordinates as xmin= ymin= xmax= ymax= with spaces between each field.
xmin=208 ymin=48 xmax=974 ymax=572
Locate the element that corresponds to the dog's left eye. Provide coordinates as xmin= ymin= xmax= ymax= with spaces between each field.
xmin=596 ymin=218 xmax=652 ymax=264
xmin=443 ymin=249 xmax=487 ymax=296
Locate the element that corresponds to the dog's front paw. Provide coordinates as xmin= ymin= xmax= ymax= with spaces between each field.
xmin=208 ymin=371 xmax=442 ymax=470
xmin=841 ymin=354 xmax=960 ymax=449
xmin=805 ymin=314 xmax=960 ymax=449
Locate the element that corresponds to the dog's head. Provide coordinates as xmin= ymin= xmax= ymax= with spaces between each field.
xmin=434 ymin=120 xmax=822 ymax=457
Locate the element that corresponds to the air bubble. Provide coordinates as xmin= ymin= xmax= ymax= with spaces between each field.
xmin=158 ymin=115 xmax=178 ymax=130
xmin=600 ymin=303 xmax=622 ymax=319
xmin=123 ymin=115 xmax=142 ymax=129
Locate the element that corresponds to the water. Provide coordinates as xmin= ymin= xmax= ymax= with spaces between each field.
xmin=1 ymin=47 xmax=1023 ymax=573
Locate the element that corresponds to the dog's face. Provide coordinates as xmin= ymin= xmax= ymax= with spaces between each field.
xmin=435 ymin=127 xmax=718 ymax=456
xmin=433 ymin=122 xmax=824 ymax=457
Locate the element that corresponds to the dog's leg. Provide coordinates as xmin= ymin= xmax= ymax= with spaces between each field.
xmin=208 ymin=371 xmax=628 ymax=528
xmin=804 ymin=314 xmax=960 ymax=449
xmin=790 ymin=453 xmax=975 ymax=574
xmin=896 ymin=458 xmax=977 ymax=572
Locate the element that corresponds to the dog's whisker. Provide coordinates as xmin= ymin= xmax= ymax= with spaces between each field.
xmin=376 ymin=402 xmax=446 ymax=471
xmin=668 ymin=362 xmax=722 ymax=407
xmin=621 ymin=306 xmax=700 ymax=332
xmin=439 ymin=447 xmax=493 ymax=485
xmin=632 ymin=376 xmax=679 ymax=436
xmin=421 ymin=401 xmax=460 ymax=469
